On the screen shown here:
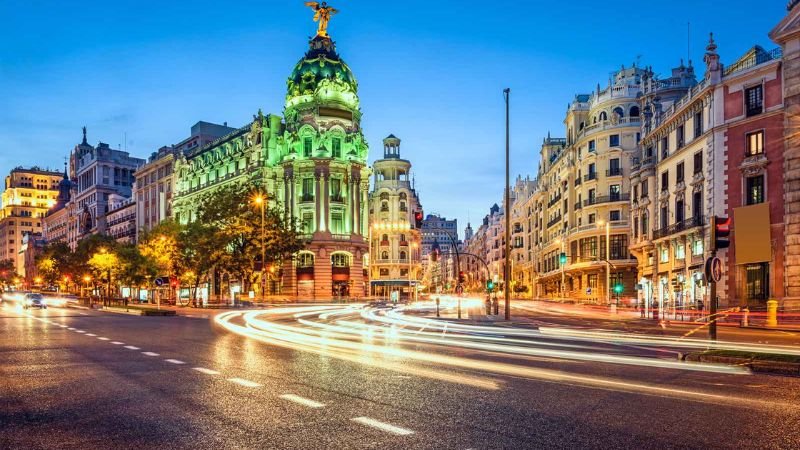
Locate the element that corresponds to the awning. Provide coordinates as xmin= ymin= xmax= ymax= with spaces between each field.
xmin=370 ymin=280 xmax=418 ymax=286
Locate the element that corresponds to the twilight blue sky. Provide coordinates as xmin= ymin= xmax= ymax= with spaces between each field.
xmin=0 ymin=1 xmax=786 ymax=238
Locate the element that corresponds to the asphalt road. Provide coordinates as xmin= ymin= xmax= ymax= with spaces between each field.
xmin=2 ymin=301 xmax=800 ymax=450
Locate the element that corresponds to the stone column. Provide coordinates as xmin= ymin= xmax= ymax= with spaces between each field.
xmin=315 ymin=172 xmax=323 ymax=233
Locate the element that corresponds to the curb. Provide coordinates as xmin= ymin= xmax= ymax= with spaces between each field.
xmin=101 ymin=307 xmax=177 ymax=317
xmin=683 ymin=353 xmax=800 ymax=377
xmin=742 ymin=325 xmax=800 ymax=333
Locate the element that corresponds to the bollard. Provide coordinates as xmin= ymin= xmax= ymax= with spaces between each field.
xmin=740 ymin=307 xmax=749 ymax=327
xmin=766 ymin=299 xmax=778 ymax=327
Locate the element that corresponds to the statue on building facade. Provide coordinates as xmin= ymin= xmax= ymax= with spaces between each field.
xmin=305 ymin=1 xmax=338 ymax=38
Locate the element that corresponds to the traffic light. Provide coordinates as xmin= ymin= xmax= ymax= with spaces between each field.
xmin=613 ymin=284 xmax=623 ymax=294
xmin=559 ymin=252 xmax=567 ymax=266
xmin=711 ymin=216 xmax=731 ymax=251
xmin=486 ymin=280 xmax=494 ymax=291
xmin=458 ymin=271 xmax=465 ymax=284
xmin=414 ymin=211 xmax=423 ymax=229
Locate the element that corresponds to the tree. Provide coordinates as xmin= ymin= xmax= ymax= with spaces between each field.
xmin=0 ymin=259 xmax=16 ymax=292
xmin=117 ymin=244 xmax=157 ymax=300
xmin=139 ymin=219 xmax=184 ymax=279
xmin=194 ymin=184 xmax=305 ymax=298
xmin=178 ymin=220 xmax=225 ymax=305
xmin=87 ymin=248 xmax=121 ymax=299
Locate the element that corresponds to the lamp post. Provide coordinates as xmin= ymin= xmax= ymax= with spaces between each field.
xmin=503 ymin=87 xmax=511 ymax=320
xmin=409 ymin=242 xmax=417 ymax=302
xmin=598 ymin=220 xmax=611 ymax=305
xmin=254 ymin=195 xmax=266 ymax=302
xmin=558 ymin=238 xmax=565 ymax=301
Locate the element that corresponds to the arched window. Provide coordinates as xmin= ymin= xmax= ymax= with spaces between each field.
xmin=613 ymin=107 xmax=624 ymax=118
xmin=400 ymin=251 xmax=407 ymax=260
xmin=331 ymin=253 xmax=351 ymax=267
xmin=599 ymin=111 xmax=608 ymax=122
xmin=579 ymin=121 xmax=585 ymax=131
xmin=630 ymin=106 xmax=640 ymax=117
xmin=381 ymin=251 xmax=389 ymax=260
xmin=380 ymin=192 xmax=389 ymax=201
xmin=297 ymin=252 xmax=315 ymax=268
xmin=399 ymin=192 xmax=407 ymax=200
xmin=593 ymin=116 xmax=598 ymax=124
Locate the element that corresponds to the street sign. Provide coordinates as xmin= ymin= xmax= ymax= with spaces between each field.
xmin=705 ymin=256 xmax=723 ymax=283
xmin=586 ymin=287 xmax=592 ymax=295
xmin=154 ymin=276 xmax=169 ymax=287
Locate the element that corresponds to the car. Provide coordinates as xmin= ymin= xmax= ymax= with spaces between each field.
xmin=24 ymin=293 xmax=46 ymax=309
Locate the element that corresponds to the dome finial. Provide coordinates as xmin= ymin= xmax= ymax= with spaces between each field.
xmin=82 ymin=126 xmax=88 ymax=145
xmin=306 ymin=1 xmax=339 ymax=39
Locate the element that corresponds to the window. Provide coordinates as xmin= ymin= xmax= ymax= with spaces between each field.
xmin=675 ymin=242 xmax=685 ymax=259
xmin=641 ymin=181 xmax=649 ymax=198
xmin=609 ymin=184 xmax=621 ymax=201
xmin=399 ymin=251 xmax=407 ymax=260
xmin=745 ymin=85 xmax=764 ymax=117
xmin=630 ymin=106 xmax=640 ymax=117
xmin=609 ymin=158 xmax=620 ymax=176
xmin=609 ymin=235 xmax=628 ymax=259
xmin=693 ymin=239 xmax=704 ymax=256
xmin=587 ymin=274 xmax=598 ymax=288
xmin=694 ymin=111 xmax=703 ymax=138
xmin=746 ymin=175 xmax=765 ymax=205
xmin=661 ymin=171 xmax=669 ymax=192
xmin=661 ymin=136 xmax=669 ymax=159
xmin=633 ymin=185 xmax=639 ymax=199
xmin=693 ymin=152 xmax=703 ymax=174
xmin=609 ymin=134 xmax=620 ymax=147
xmin=331 ymin=212 xmax=343 ymax=234
xmin=675 ymin=199 xmax=684 ymax=223
xmin=379 ymin=268 xmax=389 ymax=277
xmin=588 ymin=213 xmax=596 ymax=224
xmin=301 ymin=212 xmax=314 ymax=234
xmin=660 ymin=246 xmax=669 ymax=263
xmin=660 ymin=205 xmax=668 ymax=230
xmin=302 ymin=178 xmax=314 ymax=200
xmin=581 ymin=237 xmax=598 ymax=258
xmin=588 ymin=140 xmax=596 ymax=152
xmin=332 ymin=138 xmax=341 ymax=158
xmin=610 ymin=210 xmax=621 ymax=221
xmin=677 ymin=125 xmax=685 ymax=149
xmin=599 ymin=111 xmax=608 ymax=121
xmin=641 ymin=213 xmax=649 ymax=237
xmin=330 ymin=178 xmax=342 ymax=201
xmin=633 ymin=216 xmax=639 ymax=238
xmin=331 ymin=253 xmax=350 ymax=267
xmin=298 ymin=252 xmax=314 ymax=267
xmin=381 ymin=251 xmax=389 ymax=260
xmin=692 ymin=190 xmax=703 ymax=219
xmin=746 ymin=130 xmax=764 ymax=156
xmin=676 ymin=162 xmax=685 ymax=183
xmin=745 ymin=263 xmax=769 ymax=300
xmin=303 ymin=137 xmax=313 ymax=157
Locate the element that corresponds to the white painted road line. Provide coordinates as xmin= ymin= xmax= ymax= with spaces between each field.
xmin=165 ymin=359 xmax=185 ymax=365
xmin=59 ymin=324 xmax=68 ymax=328
xmin=351 ymin=417 xmax=414 ymax=436
xmin=86 ymin=333 xmax=96 ymax=337
xmin=141 ymin=352 xmax=160 ymax=357
xmin=280 ymin=394 xmax=325 ymax=408
xmin=110 ymin=341 xmax=125 ymax=345
xmin=124 ymin=346 xmax=140 ymax=350
xmin=97 ymin=337 xmax=110 ymax=341
xmin=193 ymin=367 xmax=220 ymax=375
xmin=227 ymin=378 xmax=261 ymax=388
xmin=75 ymin=330 xmax=86 ymax=333
xmin=67 ymin=327 xmax=75 ymax=330
xmin=79 ymin=312 xmax=88 ymax=315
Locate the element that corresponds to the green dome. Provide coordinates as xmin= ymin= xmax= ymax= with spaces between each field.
xmin=287 ymin=36 xmax=357 ymax=99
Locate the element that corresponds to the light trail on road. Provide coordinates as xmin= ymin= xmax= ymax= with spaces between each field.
xmin=210 ymin=302 xmax=800 ymax=409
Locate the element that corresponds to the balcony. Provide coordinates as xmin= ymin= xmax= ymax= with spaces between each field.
xmin=574 ymin=202 xmax=582 ymax=211
xmin=606 ymin=167 xmax=623 ymax=177
xmin=300 ymin=194 xmax=314 ymax=203
xmin=574 ymin=177 xmax=582 ymax=186
xmin=583 ymin=193 xmax=630 ymax=207
xmin=330 ymin=195 xmax=345 ymax=203
xmin=546 ymin=215 xmax=562 ymax=229
xmin=547 ymin=194 xmax=562 ymax=208
xmin=583 ymin=172 xmax=597 ymax=182
xmin=652 ymin=216 xmax=705 ymax=240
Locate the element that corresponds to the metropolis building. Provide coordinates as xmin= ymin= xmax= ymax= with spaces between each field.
xmin=172 ymin=17 xmax=371 ymax=300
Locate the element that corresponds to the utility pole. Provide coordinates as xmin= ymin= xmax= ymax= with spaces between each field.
xmin=503 ymin=88 xmax=511 ymax=320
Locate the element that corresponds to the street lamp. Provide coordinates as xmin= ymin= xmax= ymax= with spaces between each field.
xmin=409 ymin=242 xmax=418 ymax=302
xmin=598 ymin=220 xmax=611 ymax=305
xmin=83 ymin=275 xmax=91 ymax=299
xmin=254 ymin=195 xmax=266 ymax=302
xmin=557 ymin=238 xmax=565 ymax=301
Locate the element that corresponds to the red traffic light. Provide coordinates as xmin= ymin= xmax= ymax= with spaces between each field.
xmin=712 ymin=216 xmax=731 ymax=250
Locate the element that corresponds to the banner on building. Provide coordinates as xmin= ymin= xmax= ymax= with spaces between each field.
xmin=733 ymin=202 xmax=771 ymax=264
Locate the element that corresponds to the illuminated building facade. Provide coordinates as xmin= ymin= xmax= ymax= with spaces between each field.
xmin=367 ymin=135 xmax=423 ymax=298
xmin=0 ymin=167 xmax=63 ymax=275
xmin=173 ymin=22 xmax=371 ymax=300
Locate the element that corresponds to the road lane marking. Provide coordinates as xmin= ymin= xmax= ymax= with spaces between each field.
xmin=142 ymin=352 xmax=160 ymax=357
xmin=97 ymin=337 xmax=110 ymax=341
xmin=110 ymin=341 xmax=124 ymax=345
xmin=59 ymin=324 xmax=68 ymax=328
xmin=165 ymin=359 xmax=185 ymax=364
xmin=193 ymin=367 xmax=220 ymax=375
xmin=280 ymin=394 xmax=325 ymax=408
xmin=227 ymin=378 xmax=261 ymax=387
xmin=67 ymin=327 xmax=75 ymax=330
xmin=351 ymin=417 xmax=414 ymax=436
xmin=74 ymin=330 xmax=86 ymax=333
xmin=124 ymin=345 xmax=140 ymax=350
xmin=79 ymin=312 xmax=88 ymax=316
xmin=86 ymin=333 xmax=97 ymax=337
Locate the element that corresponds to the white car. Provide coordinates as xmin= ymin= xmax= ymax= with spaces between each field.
xmin=24 ymin=293 xmax=47 ymax=309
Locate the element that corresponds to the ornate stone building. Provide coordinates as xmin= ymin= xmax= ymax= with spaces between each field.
xmin=367 ymin=135 xmax=423 ymax=298
xmin=172 ymin=19 xmax=371 ymax=300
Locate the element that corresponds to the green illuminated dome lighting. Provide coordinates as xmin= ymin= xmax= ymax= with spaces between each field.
xmin=286 ymin=36 xmax=359 ymax=111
